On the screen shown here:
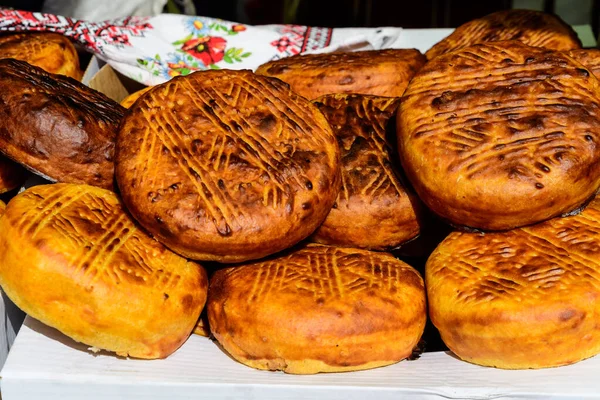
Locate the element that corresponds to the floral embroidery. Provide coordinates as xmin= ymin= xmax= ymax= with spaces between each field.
xmin=208 ymin=21 xmax=243 ymax=36
xmin=137 ymin=20 xmax=252 ymax=77
xmin=181 ymin=36 xmax=227 ymax=65
xmin=184 ymin=18 xmax=210 ymax=36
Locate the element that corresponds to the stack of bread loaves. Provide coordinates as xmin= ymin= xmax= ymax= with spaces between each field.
xmin=0 ymin=9 xmax=599 ymax=375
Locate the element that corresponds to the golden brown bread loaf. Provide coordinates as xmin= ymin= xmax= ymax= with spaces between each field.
xmin=426 ymin=10 xmax=581 ymax=60
xmin=116 ymin=69 xmax=340 ymax=263
xmin=0 ymin=59 xmax=124 ymax=190
xmin=427 ymin=195 xmax=600 ymax=369
xmin=256 ymin=49 xmax=426 ymax=99
xmin=0 ymin=183 xmax=207 ymax=359
xmin=0 ymin=156 xmax=27 ymax=194
xmin=398 ymin=41 xmax=600 ymax=231
xmin=120 ymin=86 xmax=152 ymax=108
xmin=0 ymin=32 xmax=81 ymax=80
xmin=311 ymin=94 xmax=421 ymax=250
xmin=208 ymin=244 xmax=426 ymax=374
xmin=567 ymin=48 xmax=600 ymax=81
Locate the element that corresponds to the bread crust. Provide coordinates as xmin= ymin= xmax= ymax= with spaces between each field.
xmin=116 ymin=69 xmax=340 ymax=262
xmin=256 ymin=49 xmax=426 ymax=99
xmin=0 ymin=183 xmax=208 ymax=359
xmin=121 ymin=86 xmax=152 ymax=109
xmin=208 ymin=244 xmax=426 ymax=374
xmin=311 ymin=94 xmax=421 ymax=250
xmin=427 ymin=196 xmax=600 ymax=369
xmin=426 ymin=10 xmax=581 ymax=60
xmin=0 ymin=59 xmax=124 ymax=190
xmin=398 ymin=41 xmax=600 ymax=231
xmin=567 ymin=48 xmax=600 ymax=81
xmin=0 ymin=32 xmax=82 ymax=80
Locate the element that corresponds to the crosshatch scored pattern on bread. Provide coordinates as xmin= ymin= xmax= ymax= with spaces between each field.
xmin=1 ymin=8 xmax=600 ymax=380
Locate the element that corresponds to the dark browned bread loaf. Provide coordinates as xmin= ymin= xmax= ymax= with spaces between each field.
xmin=0 ymin=59 xmax=124 ymax=190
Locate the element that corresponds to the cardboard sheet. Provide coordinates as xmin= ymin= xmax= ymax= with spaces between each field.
xmin=1 ymin=316 xmax=597 ymax=399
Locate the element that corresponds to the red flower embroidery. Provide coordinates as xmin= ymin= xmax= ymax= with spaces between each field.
xmin=181 ymin=36 xmax=227 ymax=66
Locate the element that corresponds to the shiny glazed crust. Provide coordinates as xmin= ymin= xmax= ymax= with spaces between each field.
xmin=208 ymin=244 xmax=426 ymax=374
xmin=311 ymin=94 xmax=421 ymax=250
xmin=116 ymin=69 xmax=340 ymax=263
xmin=0 ymin=183 xmax=208 ymax=359
xmin=398 ymin=41 xmax=600 ymax=231
xmin=567 ymin=49 xmax=600 ymax=81
xmin=427 ymin=196 xmax=600 ymax=369
xmin=0 ymin=32 xmax=82 ymax=79
xmin=426 ymin=10 xmax=581 ymax=60
xmin=121 ymin=86 xmax=152 ymax=108
xmin=256 ymin=49 xmax=426 ymax=99
xmin=0 ymin=59 xmax=124 ymax=190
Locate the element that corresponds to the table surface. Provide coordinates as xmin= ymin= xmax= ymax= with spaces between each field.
xmin=1 ymin=316 xmax=599 ymax=399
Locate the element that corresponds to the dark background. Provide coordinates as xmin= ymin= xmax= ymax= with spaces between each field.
xmin=4 ymin=0 xmax=600 ymax=37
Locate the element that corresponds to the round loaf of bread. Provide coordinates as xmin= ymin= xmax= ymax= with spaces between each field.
xmin=256 ymin=49 xmax=426 ymax=100
xmin=0 ymin=32 xmax=81 ymax=79
xmin=567 ymin=48 xmax=600 ymax=81
xmin=427 ymin=195 xmax=600 ymax=369
xmin=311 ymin=94 xmax=421 ymax=250
xmin=116 ymin=69 xmax=340 ymax=263
xmin=121 ymin=86 xmax=152 ymax=108
xmin=0 ymin=59 xmax=124 ymax=190
xmin=398 ymin=41 xmax=600 ymax=231
xmin=0 ymin=183 xmax=207 ymax=359
xmin=0 ymin=156 xmax=27 ymax=194
xmin=208 ymin=244 xmax=426 ymax=374
xmin=426 ymin=10 xmax=581 ymax=60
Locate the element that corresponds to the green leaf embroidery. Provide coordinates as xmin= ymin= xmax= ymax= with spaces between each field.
xmin=210 ymin=64 xmax=221 ymax=70
xmin=155 ymin=54 xmax=161 ymax=61
xmin=241 ymin=52 xmax=251 ymax=58
xmin=223 ymin=55 xmax=233 ymax=64
xmin=180 ymin=68 xmax=192 ymax=75
xmin=172 ymin=33 xmax=194 ymax=46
